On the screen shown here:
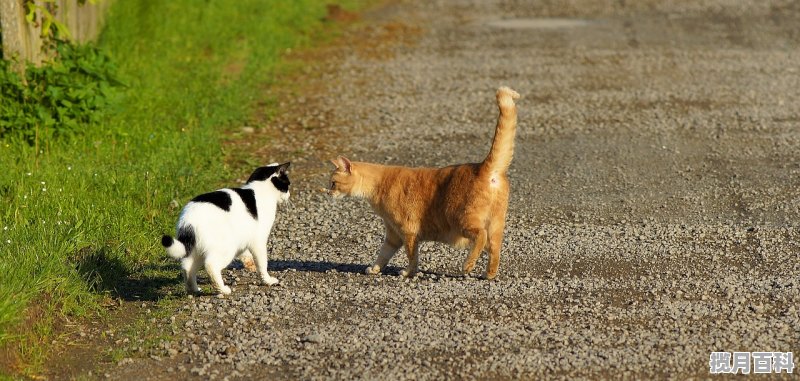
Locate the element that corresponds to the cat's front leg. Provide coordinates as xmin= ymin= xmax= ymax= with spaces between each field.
xmin=205 ymin=261 xmax=232 ymax=295
xmin=366 ymin=232 xmax=402 ymax=275
xmin=399 ymin=235 xmax=419 ymax=278
xmin=249 ymin=244 xmax=279 ymax=286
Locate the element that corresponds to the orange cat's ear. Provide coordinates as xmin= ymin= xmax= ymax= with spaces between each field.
xmin=338 ymin=156 xmax=352 ymax=174
xmin=330 ymin=156 xmax=352 ymax=174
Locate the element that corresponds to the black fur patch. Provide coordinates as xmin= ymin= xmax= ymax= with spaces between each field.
xmin=271 ymin=173 xmax=290 ymax=193
xmin=247 ymin=166 xmax=279 ymax=183
xmin=176 ymin=225 xmax=196 ymax=257
xmin=191 ymin=190 xmax=232 ymax=211
xmin=232 ymin=188 xmax=258 ymax=220
xmin=161 ymin=235 xmax=173 ymax=247
xmin=247 ymin=162 xmax=291 ymax=184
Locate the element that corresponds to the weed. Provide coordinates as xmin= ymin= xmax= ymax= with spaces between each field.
xmin=0 ymin=41 xmax=122 ymax=145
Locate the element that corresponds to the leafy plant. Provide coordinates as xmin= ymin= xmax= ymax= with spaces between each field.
xmin=24 ymin=0 xmax=71 ymax=40
xmin=0 ymin=40 xmax=122 ymax=145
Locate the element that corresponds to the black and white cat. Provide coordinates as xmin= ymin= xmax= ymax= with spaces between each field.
xmin=162 ymin=162 xmax=291 ymax=295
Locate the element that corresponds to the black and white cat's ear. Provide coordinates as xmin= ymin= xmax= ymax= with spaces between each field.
xmin=247 ymin=167 xmax=269 ymax=183
xmin=278 ymin=162 xmax=291 ymax=174
xmin=247 ymin=163 xmax=287 ymax=183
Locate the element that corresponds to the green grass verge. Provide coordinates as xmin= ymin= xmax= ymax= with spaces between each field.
xmin=0 ymin=0 xmax=368 ymax=375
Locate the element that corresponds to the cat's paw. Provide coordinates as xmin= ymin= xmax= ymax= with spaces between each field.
xmin=462 ymin=262 xmax=476 ymax=275
xmin=400 ymin=267 xmax=417 ymax=278
xmin=365 ymin=264 xmax=381 ymax=275
xmin=186 ymin=286 xmax=202 ymax=295
xmin=218 ymin=286 xmax=232 ymax=295
xmin=263 ymin=276 xmax=280 ymax=286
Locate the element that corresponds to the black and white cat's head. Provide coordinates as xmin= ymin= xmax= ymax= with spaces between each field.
xmin=247 ymin=162 xmax=291 ymax=203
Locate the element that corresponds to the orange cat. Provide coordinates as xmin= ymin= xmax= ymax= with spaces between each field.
xmin=328 ymin=87 xmax=520 ymax=279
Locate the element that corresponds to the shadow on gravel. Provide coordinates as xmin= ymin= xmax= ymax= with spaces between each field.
xmin=271 ymin=259 xmax=402 ymax=275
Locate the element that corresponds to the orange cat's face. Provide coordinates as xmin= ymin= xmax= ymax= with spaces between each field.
xmin=328 ymin=156 xmax=356 ymax=198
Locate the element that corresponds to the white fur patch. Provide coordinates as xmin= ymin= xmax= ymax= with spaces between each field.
xmin=168 ymin=182 xmax=287 ymax=295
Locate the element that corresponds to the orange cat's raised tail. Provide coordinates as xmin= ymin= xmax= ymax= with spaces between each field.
xmin=483 ymin=86 xmax=521 ymax=176
xmin=328 ymin=86 xmax=521 ymax=280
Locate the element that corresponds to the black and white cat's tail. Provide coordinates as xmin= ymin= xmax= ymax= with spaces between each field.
xmin=161 ymin=225 xmax=195 ymax=260
xmin=161 ymin=235 xmax=186 ymax=259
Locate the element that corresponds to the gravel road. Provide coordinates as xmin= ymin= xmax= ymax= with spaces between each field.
xmin=106 ymin=0 xmax=799 ymax=379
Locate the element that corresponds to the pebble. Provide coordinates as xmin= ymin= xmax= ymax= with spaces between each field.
xmin=301 ymin=334 xmax=323 ymax=344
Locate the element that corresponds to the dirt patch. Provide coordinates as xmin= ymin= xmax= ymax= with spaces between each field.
xmin=2 ymin=294 xmax=118 ymax=379
xmin=42 ymin=301 xmax=129 ymax=380
xmin=486 ymin=18 xmax=593 ymax=29
xmin=224 ymin=6 xmax=423 ymax=181
xmin=39 ymin=272 xmax=184 ymax=380
xmin=324 ymin=4 xmax=359 ymax=23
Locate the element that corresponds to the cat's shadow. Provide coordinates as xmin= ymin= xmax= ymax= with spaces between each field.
xmin=121 ymin=260 xmax=456 ymax=302
xmin=72 ymin=245 xmax=178 ymax=302
xmin=268 ymin=260 xmax=464 ymax=279
xmin=117 ymin=263 xmax=181 ymax=302
xmin=268 ymin=259 xmax=402 ymax=275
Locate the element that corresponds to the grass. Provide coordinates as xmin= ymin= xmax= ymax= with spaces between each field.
xmin=0 ymin=0 xmax=368 ymax=376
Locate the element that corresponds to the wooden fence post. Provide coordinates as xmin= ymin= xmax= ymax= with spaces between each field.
xmin=0 ymin=0 xmax=43 ymax=68
xmin=0 ymin=0 xmax=110 ymax=69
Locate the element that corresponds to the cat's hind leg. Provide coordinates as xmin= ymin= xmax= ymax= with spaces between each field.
xmin=484 ymin=207 xmax=508 ymax=279
xmin=248 ymin=243 xmax=279 ymax=286
xmin=462 ymin=227 xmax=488 ymax=276
xmin=485 ymin=224 xmax=505 ymax=280
xmin=366 ymin=228 xmax=402 ymax=275
xmin=181 ymin=255 xmax=203 ymax=294
xmin=205 ymin=259 xmax=232 ymax=295
xmin=399 ymin=235 xmax=420 ymax=278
